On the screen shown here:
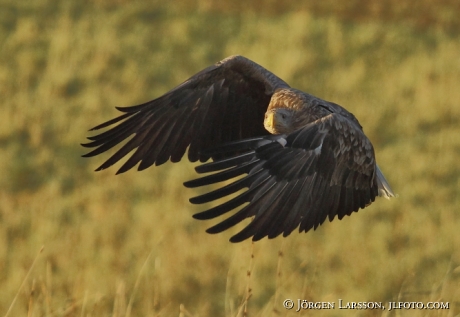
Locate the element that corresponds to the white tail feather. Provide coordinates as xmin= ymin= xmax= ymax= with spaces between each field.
xmin=376 ymin=165 xmax=395 ymax=199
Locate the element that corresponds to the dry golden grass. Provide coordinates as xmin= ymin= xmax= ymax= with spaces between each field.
xmin=1 ymin=1 xmax=460 ymax=316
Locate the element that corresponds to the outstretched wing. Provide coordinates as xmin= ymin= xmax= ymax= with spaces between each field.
xmin=82 ymin=55 xmax=290 ymax=174
xmin=184 ymin=113 xmax=394 ymax=243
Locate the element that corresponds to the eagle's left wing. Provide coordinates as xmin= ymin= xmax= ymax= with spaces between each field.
xmin=184 ymin=113 xmax=394 ymax=242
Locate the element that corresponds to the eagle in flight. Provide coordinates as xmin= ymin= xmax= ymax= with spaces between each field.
xmin=83 ymin=55 xmax=394 ymax=242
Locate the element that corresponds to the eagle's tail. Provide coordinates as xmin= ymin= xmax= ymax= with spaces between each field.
xmin=376 ymin=165 xmax=395 ymax=199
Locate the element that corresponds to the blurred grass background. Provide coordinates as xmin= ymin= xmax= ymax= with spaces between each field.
xmin=1 ymin=0 xmax=460 ymax=316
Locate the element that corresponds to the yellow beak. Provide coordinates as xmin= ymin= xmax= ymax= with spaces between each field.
xmin=266 ymin=112 xmax=274 ymax=129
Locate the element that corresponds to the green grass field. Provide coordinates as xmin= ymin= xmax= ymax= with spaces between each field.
xmin=1 ymin=1 xmax=460 ymax=316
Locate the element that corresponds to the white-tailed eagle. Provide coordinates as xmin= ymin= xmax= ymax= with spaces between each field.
xmin=82 ymin=55 xmax=394 ymax=242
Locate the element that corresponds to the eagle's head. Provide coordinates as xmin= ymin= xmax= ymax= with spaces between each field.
xmin=264 ymin=108 xmax=295 ymax=134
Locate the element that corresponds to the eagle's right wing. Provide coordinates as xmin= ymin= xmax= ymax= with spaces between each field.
xmin=82 ymin=56 xmax=289 ymax=174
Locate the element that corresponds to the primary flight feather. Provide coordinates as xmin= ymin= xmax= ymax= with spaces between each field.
xmin=83 ymin=55 xmax=394 ymax=242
